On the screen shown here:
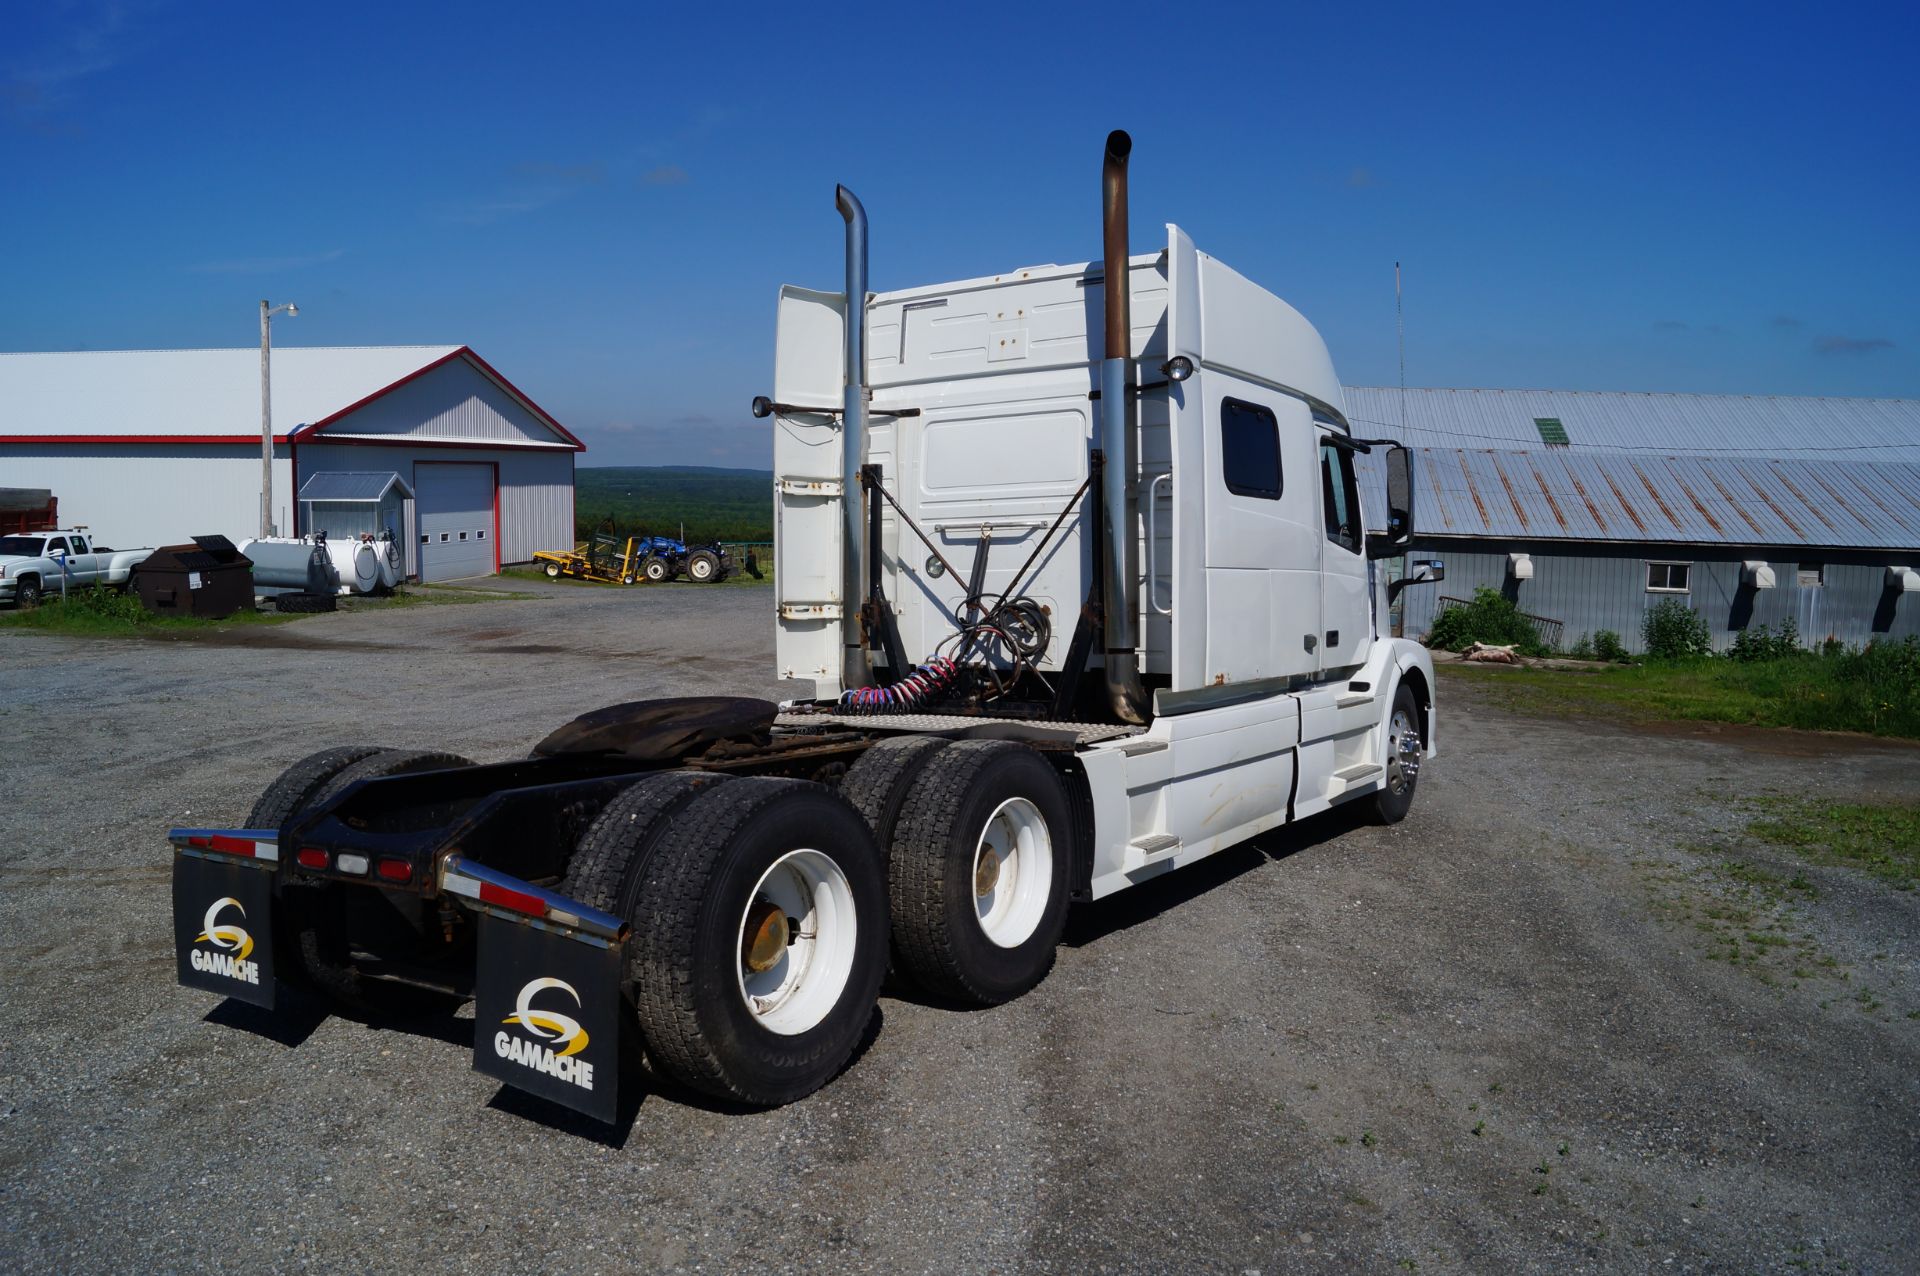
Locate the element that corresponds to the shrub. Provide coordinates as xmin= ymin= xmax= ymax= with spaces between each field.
xmin=1566 ymin=633 xmax=1596 ymax=661
xmin=1642 ymin=598 xmax=1712 ymax=659
xmin=1730 ymin=617 xmax=1800 ymax=662
xmin=1424 ymin=587 xmax=1549 ymax=657
xmin=1593 ymin=630 xmax=1630 ymax=663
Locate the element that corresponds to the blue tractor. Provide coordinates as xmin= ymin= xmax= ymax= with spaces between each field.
xmin=633 ymin=534 xmax=732 ymax=583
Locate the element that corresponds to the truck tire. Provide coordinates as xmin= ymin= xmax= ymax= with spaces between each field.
xmin=641 ymin=556 xmax=671 ymax=583
xmin=686 ymin=550 xmax=721 ymax=583
xmin=559 ymin=771 xmax=732 ymax=918
xmin=888 ymin=741 xmax=1072 ymax=1006
xmin=14 ymin=576 xmax=41 ymax=608
xmin=273 ymin=590 xmax=337 ymax=614
xmin=285 ymin=749 xmax=475 ymax=1012
xmin=628 ymin=777 xmax=887 ymax=1106
xmin=245 ymin=745 xmax=393 ymax=836
xmin=1369 ymin=684 xmax=1424 ymax=825
xmin=839 ymin=734 xmax=952 ymax=852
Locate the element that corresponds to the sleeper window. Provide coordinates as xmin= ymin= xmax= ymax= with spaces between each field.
xmin=1220 ymin=398 xmax=1282 ymax=500
xmin=1319 ymin=441 xmax=1363 ymax=554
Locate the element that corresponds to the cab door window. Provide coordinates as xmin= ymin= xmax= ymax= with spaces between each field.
xmin=1318 ymin=441 xmax=1363 ymax=553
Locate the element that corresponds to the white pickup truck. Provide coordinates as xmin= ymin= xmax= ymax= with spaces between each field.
xmin=0 ymin=530 xmax=155 ymax=607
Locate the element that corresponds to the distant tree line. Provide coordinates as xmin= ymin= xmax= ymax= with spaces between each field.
xmin=573 ymin=466 xmax=773 ymax=544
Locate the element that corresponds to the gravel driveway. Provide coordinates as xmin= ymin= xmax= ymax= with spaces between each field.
xmin=2 ymin=582 xmax=1915 ymax=1273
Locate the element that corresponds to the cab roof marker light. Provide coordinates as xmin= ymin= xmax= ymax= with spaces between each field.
xmin=168 ymin=827 xmax=280 ymax=863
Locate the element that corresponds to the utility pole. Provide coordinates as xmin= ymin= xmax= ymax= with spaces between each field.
xmin=260 ymin=299 xmax=298 ymax=537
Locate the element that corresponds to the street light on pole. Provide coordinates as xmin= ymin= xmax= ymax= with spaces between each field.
xmin=260 ymin=299 xmax=298 ymax=538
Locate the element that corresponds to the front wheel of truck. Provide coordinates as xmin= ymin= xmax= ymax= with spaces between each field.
xmin=626 ymin=777 xmax=888 ymax=1107
xmin=1368 ymin=684 xmax=1424 ymax=825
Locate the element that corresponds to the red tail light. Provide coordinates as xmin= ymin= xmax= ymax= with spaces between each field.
xmin=296 ymin=848 xmax=329 ymax=870
xmin=375 ymin=858 xmax=413 ymax=884
xmin=477 ymin=881 xmax=545 ymax=917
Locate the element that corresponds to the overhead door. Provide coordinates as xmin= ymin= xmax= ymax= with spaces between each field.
xmin=416 ymin=462 xmax=496 ymax=581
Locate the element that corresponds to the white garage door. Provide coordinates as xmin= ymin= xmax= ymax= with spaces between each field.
xmin=416 ymin=462 xmax=496 ymax=581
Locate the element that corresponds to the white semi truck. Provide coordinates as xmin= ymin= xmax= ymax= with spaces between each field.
xmin=169 ymin=132 xmax=1443 ymax=1123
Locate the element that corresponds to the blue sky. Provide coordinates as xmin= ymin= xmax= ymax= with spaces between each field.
xmin=4 ymin=0 xmax=1915 ymax=467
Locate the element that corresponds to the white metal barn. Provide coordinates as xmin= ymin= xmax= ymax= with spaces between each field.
xmin=0 ymin=346 xmax=582 ymax=581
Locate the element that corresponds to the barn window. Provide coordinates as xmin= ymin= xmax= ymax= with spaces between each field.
xmin=440 ymin=534 xmax=450 ymax=542
xmin=1646 ymin=561 xmax=1691 ymax=593
xmin=476 ymin=530 xmax=487 ymax=540
xmin=458 ymin=532 xmax=468 ymax=541
xmin=420 ymin=534 xmax=429 ymax=544
xmin=1220 ymin=398 xmax=1282 ymax=500
xmin=1797 ymin=562 xmax=1824 ymax=587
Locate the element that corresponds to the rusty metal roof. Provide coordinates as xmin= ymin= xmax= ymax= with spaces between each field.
xmin=1356 ymin=448 xmax=1920 ymax=550
xmin=1344 ymin=386 xmax=1920 ymax=461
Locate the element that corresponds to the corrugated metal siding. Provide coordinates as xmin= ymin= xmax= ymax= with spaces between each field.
xmin=1401 ymin=542 xmax=1920 ymax=654
xmin=0 ymin=443 xmax=292 ymax=547
xmin=318 ymin=358 xmax=568 ymax=446
xmin=1345 ymin=386 xmax=1920 ymax=460
xmin=496 ymin=449 xmax=575 ymax=563
xmin=1356 ymin=448 xmax=1920 ymax=551
xmin=296 ymin=443 xmax=571 ymax=567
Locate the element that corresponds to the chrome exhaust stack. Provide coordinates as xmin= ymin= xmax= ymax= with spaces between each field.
xmin=1099 ymin=130 xmax=1151 ymax=724
xmin=837 ymin=183 xmax=872 ymax=689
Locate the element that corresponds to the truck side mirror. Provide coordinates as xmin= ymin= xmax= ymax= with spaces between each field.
xmin=1387 ymin=558 xmax=1445 ymax=602
xmin=1368 ymin=445 xmax=1415 ymax=558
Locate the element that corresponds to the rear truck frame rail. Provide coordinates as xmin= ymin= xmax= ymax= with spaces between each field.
xmin=170 ymin=128 xmax=1441 ymax=1128
xmin=171 ymin=817 xmax=632 ymax=1121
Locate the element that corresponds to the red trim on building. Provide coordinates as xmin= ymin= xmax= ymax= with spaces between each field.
xmin=301 ymin=435 xmax=576 ymax=453
xmin=291 ymin=346 xmax=585 ymax=452
xmin=490 ymin=460 xmax=502 ymax=571
xmin=0 ymin=434 xmax=292 ymax=445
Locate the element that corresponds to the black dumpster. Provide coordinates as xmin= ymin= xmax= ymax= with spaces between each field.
xmin=136 ymin=535 xmax=255 ymax=618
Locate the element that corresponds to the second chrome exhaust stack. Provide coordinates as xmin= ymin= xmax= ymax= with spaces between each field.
xmin=837 ymin=183 xmax=872 ymax=690
xmin=1099 ymin=130 xmax=1151 ymax=725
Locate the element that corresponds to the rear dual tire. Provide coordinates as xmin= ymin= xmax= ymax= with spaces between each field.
xmin=248 ymin=746 xmax=474 ymax=1013
xmin=878 ymin=740 xmax=1073 ymax=1007
xmin=563 ymin=774 xmax=888 ymax=1107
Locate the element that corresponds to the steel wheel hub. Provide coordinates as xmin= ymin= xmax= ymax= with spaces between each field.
xmin=1385 ymin=708 xmax=1422 ymax=795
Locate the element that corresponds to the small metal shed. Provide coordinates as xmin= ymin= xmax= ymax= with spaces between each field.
xmin=298 ymin=471 xmax=416 ymax=578
xmin=136 ymin=534 xmax=255 ymax=618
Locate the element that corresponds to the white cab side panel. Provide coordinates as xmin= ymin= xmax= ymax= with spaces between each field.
xmin=773 ymin=286 xmax=848 ymax=691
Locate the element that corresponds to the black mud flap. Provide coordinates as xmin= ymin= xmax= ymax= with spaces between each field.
xmin=472 ymin=913 xmax=624 ymax=1123
xmin=173 ymin=851 xmax=276 ymax=1010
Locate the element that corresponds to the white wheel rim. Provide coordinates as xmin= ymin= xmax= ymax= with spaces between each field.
xmin=735 ymin=848 xmax=858 ymax=1036
xmin=972 ymin=797 xmax=1052 ymax=948
xmin=692 ymin=559 xmax=711 ymax=579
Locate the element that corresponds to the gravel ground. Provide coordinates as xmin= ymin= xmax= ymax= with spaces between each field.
xmin=2 ymin=581 xmax=1916 ymax=1274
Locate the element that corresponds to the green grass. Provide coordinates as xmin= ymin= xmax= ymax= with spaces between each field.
xmin=1747 ymin=797 xmax=1920 ymax=891
xmin=0 ymin=586 xmax=293 ymax=635
xmin=0 ymin=581 xmax=530 ymax=636
xmin=1441 ymin=648 xmax=1920 ymax=739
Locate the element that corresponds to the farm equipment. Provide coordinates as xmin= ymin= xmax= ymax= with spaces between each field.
xmin=171 ymin=130 xmax=1443 ymax=1124
xmin=533 ymin=531 xmax=646 ymax=584
xmin=533 ymin=531 xmax=733 ymax=585
xmin=631 ymin=533 xmax=732 ymax=583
